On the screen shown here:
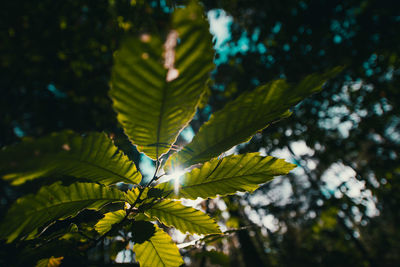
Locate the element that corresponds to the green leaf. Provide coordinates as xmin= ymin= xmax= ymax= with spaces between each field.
xmin=0 ymin=131 xmax=141 ymax=185
xmin=158 ymin=153 xmax=296 ymax=199
xmin=165 ymin=68 xmax=342 ymax=171
xmin=133 ymin=213 xmax=153 ymax=221
xmin=125 ymin=187 xmax=141 ymax=204
xmin=35 ymin=256 xmax=64 ymax=267
xmin=110 ymin=1 xmax=214 ymax=160
xmin=95 ymin=210 xmax=126 ymax=235
xmin=0 ymin=182 xmax=126 ymax=243
xmin=133 ymin=225 xmax=184 ymax=267
xmin=145 ymin=199 xmax=221 ymax=235
xmin=131 ymin=220 xmax=156 ymax=244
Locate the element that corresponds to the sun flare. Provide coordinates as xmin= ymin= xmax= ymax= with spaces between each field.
xmin=162 ymin=168 xmax=185 ymax=195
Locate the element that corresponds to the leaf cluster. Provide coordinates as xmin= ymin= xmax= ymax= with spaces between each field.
xmin=0 ymin=1 xmax=340 ymax=266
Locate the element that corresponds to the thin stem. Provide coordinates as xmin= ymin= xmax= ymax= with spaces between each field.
xmin=90 ymin=158 xmax=163 ymax=248
xmin=145 ymin=158 xmax=162 ymax=187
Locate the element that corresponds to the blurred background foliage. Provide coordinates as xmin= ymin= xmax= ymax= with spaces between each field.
xmin=1 ymin=0 xmax=399 ymax=266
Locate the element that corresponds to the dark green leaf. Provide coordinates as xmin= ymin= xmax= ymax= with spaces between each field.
xmin=131 ymin=220 xmax=156 ymax=244
xmin=148 ymin=188 xmax=164 ymax=198
xmin=0 ymin=131 xmax=141 ymax=185
xmin=0 ymin=182 xmax=126 ymax=243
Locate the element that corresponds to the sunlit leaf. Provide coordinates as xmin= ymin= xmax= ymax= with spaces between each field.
xmin=35 ymin=256 xmax=64 ymax=267
xmin=0 ymin=131 xmax=141 ymax=185
xmin=110 ymin=1 xmax=214 ymax=159
xmin=133 ymin=225 xmax=183 ymax=267
xmin=0 ymin=182 xmax=126 ymax=243
xmin=95 ymin=210 xmax=126 ymax=235
xmin=145 ymin=199 xmax=221 ymax=235
xmin=165 ymin=68 xmax=342 ymax=171
xmin=158 ymin=153 xmax=296 ymax=199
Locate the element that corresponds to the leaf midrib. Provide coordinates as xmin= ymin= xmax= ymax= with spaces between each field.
xmin=21 ymin=197 xmax=125 ymax=219
xmin=149 ymin=236 xmax=165 ymax=266
xmin=45 ymin=155 xmax=138 ymax=184
xmin=156 ymin=82 xmax=169 ymax=159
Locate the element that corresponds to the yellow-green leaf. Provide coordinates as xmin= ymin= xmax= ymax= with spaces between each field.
xmin=145 ymin=199 xmax=221 ymax=235
xmin=158 ymin=153 xmax=296 ymax=199
xmin=165 ymin=68 xmax=342 ymax=171
xmin=0 ymin=131 xmax=141 ymax=185
xmin=95 ymin=210 xmax=126 ymax=235
xmin=110 ymin=1 xmax=214 ymax=160
xmin=125 ymin=187 xmax=141 ymax=204
xmin=133 ymin=225 xmax=183 ymax=267
xmin=35 ymin=256 xmax=64 ymax=267
xmin=0 ymin=182 xmax=126 ymax=243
